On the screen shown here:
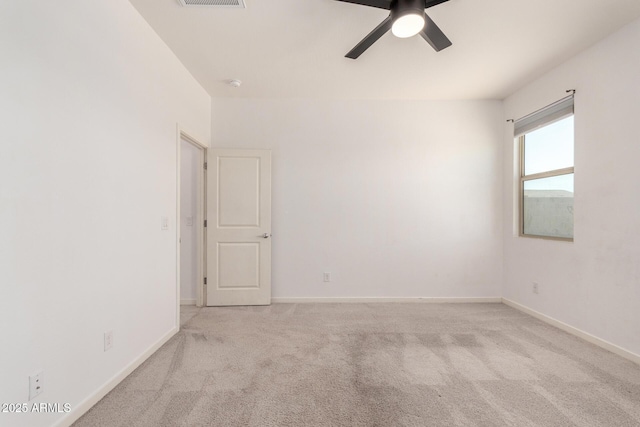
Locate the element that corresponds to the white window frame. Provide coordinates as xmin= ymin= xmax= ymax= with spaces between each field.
xmin=516 ymin=95 xmax=574 ymax=242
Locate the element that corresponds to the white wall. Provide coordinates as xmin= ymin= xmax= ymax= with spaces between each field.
xmin=502 ymin=18 xmax=640 ymax=356
xmin=0 ymin=1 xmax=210 ymax=426
xmin=212 ymin=99 xmax=504 ymax=299
xmin=180 ymin=140 xmax=201 ymax=304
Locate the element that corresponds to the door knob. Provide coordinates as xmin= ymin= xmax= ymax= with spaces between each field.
xmin=261 ymin=233 xmax=272 ymax=239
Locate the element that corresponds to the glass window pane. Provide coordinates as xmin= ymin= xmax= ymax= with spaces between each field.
xmin=523 ymin=174 xmax=574 ymax=239
xmin=524 ymin=116 xmax=574 ymax=175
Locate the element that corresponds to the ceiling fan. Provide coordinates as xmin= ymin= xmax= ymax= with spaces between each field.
xmin=336 ymin=0 xmax=452 ymax=59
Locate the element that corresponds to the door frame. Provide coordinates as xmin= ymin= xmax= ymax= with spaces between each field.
xmin=176 ymin=125 xmax=207 ymax=329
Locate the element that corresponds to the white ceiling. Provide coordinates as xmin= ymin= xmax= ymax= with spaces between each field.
xmin=129 ymin=0 xmax=640 ymax=100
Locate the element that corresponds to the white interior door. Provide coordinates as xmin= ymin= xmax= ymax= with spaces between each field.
xmin=206 ymin=149 xmax=271 ymax=306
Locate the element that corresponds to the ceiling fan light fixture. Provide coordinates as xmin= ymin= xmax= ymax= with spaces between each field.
xmin=390 ymin=0 xmax=426 ymax=38
xmin=339 ymin=0 xmax=452 ymax=59
xmin=391 ymin=13 xmax=425 ymax=38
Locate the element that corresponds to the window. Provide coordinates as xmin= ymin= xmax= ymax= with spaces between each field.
xmin=516 ymin=96 xmax=574 ymax=240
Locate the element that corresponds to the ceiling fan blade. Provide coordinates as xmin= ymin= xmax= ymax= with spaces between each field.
xmin=419 ymin=13 xmax=452 ymax=52
xmin=345 ymin=16 xmax=393 ymax=59
xmin=424 ymin=0 xmax=450 ymax=9
xmin=335 ymin=0 xmax=393 ymax=10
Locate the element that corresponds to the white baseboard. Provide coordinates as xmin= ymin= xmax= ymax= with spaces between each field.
xmin=180 ymin=299 xmax=197 ymax=306
xmin=502 ymin=298 xmax=640 ymax=366
xmin=53 ymin=327 xmax=179 ymax=427
xmin=271 ymin=297 xmax=502 ymax=304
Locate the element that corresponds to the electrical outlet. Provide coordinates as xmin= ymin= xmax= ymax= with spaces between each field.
xmin=323 ymin=272 xmax=331 ymax=282
xmin=532 ymin=282 xmax=539 ymax=294
xmin=29 ymin=371 xmax=44 ymax=401
xmin=161 ymin=216 xmax=169 ymax=230
xmin=104 ymin=330 xmax=113 ymax=352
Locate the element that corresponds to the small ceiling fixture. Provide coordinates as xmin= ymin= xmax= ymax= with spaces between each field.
xmin=336 ymin=0 xmax=452 ymax=59
xmin=227 ymin=79 xmax=242 ymax=88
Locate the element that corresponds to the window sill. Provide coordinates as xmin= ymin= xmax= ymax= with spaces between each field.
xmin=518 ymin=233 xmax=573 ymax=243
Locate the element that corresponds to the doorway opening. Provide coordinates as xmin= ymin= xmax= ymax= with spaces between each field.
xmin=177 ymin=129 xmax=207 ymax=328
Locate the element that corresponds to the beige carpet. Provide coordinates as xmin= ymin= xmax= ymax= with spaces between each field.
xmin=73 ymin=303 xmax=640 ymax=426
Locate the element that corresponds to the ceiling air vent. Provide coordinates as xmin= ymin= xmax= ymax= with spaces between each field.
xmin=178 ymin=0 xmax=246 ymax=7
